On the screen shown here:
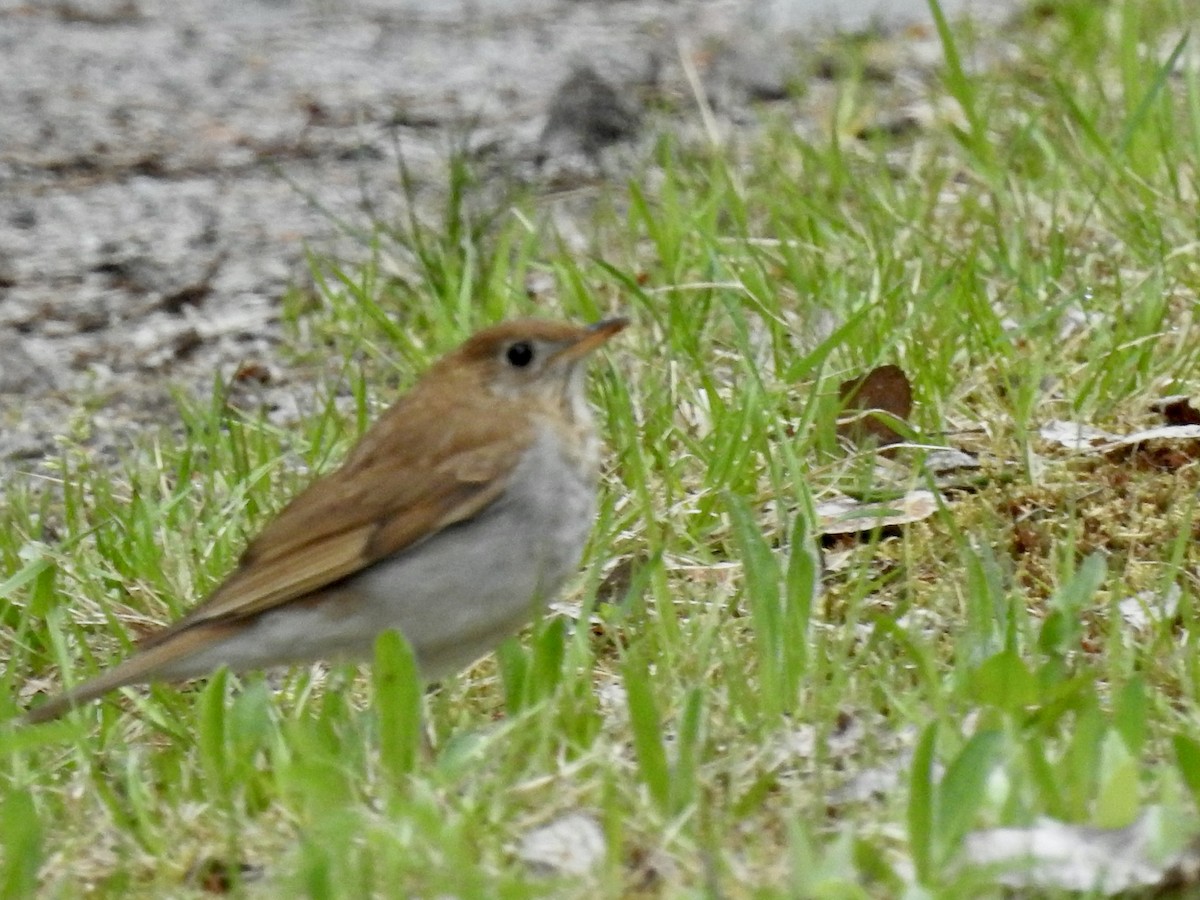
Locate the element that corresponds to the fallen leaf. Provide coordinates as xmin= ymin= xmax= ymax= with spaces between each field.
xmin=838 ymin=364 xmax=914 ymax=446
xmin=1038 ymin=419 xmax=1119 ymax=450
xmin=817 ymin=490 xmax=939 ymax=535
xmin=923 ymin=448 xmax=980 ymax=475
xmin=1039 ymin=420 xmax=1200 ymax=454
xmin=1151 ymin=395 xmax=1200 ymax=427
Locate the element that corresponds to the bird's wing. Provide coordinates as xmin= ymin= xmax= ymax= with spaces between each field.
xmin=138 ymin=395 xmax=524 ymax=648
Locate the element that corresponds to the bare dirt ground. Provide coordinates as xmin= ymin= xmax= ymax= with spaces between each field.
xmin=0 ymin=0 xmax=1014 ymax=483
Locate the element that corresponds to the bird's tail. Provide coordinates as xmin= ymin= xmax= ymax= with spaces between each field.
xmin=21 ymin=624 xmax=224 ymax=725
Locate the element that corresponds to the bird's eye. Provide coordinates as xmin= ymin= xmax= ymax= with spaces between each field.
xmin=506 ymin=341 xmax=535 ymax=368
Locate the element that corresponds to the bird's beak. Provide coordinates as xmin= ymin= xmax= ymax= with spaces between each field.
xmin=554 ymin=317 xmax=629 ymax=365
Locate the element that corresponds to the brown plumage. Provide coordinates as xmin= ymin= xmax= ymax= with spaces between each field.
xmin=24 ymin=317 xmax=627 ymax=723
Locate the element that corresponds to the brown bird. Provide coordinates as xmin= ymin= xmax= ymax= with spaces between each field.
xmin=25 ymin=317 xmax=627 ymax=723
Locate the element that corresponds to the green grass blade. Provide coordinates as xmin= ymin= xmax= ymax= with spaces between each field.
xmin=908 ymin=722 xmax=938 ymax=885
xmin=623 ymin=650 xmax=670 ymax=814
xmin=373 ymin=630 xmax=422 ymax=781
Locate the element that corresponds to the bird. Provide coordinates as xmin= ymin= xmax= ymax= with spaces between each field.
xmin=23 ymin=316 xmax=628 ymax=723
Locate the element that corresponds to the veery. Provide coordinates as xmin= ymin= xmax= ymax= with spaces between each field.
xmin=24 ymin=317 xmax=627 ymax=723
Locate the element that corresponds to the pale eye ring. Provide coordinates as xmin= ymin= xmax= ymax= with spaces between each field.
xmin=506 ymin=341 xmax=534 ymax=368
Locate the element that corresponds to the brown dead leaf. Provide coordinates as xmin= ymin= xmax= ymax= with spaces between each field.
xmin=1151 ymin=395 xmax=1200 ymax=427
xmin=838 ymin=364 xmax=913 ymax=446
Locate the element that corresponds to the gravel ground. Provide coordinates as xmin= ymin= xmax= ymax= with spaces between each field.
xmin=0 ymin=0 xmax=1017 ymax=483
